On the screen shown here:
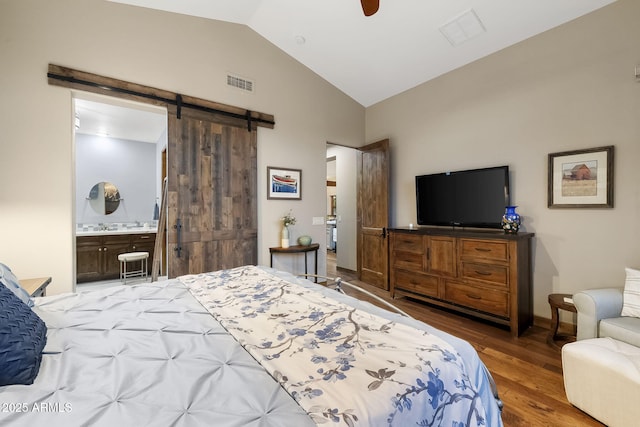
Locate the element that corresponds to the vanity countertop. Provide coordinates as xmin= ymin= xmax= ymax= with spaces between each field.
xmin=76 ymin=227 xmax=157 ymax=237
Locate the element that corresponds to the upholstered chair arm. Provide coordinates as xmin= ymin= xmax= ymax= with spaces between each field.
xmin=573 ymin=288 xmax=624 ymax=341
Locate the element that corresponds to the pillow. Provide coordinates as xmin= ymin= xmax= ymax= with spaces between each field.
xmin=0 ymin=262 xmax=33 ymax=307
xmin=0 ymin=284 xmax=47 ymax=386
xmin=621 ymin=267 xmax=640 ymax=318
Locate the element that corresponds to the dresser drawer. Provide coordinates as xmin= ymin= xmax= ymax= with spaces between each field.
xmin=131 ymin=233 xmax=155 ymax=244
xmin=392 ymin=251 xmax=424 ymax=271
xmin=460 ymin=262 xmax=508 ymax=287
xmin=394 ymin=269 xmax=438 ymax=297
xmin=460 ymin=239 xmax=508 ymax=262
xmin=445 ymin=281 xmax=509 ymax=317
xmin=392 ymin=233 xmax=424 ymax=253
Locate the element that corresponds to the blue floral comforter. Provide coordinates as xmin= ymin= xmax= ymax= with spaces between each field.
xmin=180 ymin=266 xmax=502 ymax=427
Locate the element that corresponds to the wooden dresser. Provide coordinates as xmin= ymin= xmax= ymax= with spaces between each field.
xmin=389 ymin=227 xmax=534 ymax=336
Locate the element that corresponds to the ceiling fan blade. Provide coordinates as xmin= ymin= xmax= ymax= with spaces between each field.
xmin=361 ymin=0 xmax=379 ymax=16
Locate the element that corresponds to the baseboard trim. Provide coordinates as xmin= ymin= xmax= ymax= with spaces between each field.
xmin=336 ymin=266 xmax=357 ymax=275
xmin=533 ymin=314 xmax=577 ymax=334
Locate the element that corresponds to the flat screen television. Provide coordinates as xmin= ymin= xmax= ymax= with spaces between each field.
xmin=415 ymin=166 xmax=510 ymax=229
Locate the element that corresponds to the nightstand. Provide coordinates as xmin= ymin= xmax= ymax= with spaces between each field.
xmin=19 ymin=277 xmax=52 ymax=297
xmin=547 ymin=293 xmax=577 ymax=348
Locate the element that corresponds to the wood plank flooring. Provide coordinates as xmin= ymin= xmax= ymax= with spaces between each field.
xmin=327 ymin=256 xmax=604 ymax=427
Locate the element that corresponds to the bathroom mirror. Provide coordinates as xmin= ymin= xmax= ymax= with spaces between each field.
xmin=88 ymin=181 xmax=121 ymax=215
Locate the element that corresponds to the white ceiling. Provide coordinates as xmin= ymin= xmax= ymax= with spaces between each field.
xmin=82 ymin=0 xmax=616 ymax=142
xmin=107 ymin=0 xmax=617 ymax=107
xmin=75 ymin=98 xmax=166 ymax=143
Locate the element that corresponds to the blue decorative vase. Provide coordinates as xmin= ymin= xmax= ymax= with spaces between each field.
xmin=501 ymin=206 xmax=521 ymax=234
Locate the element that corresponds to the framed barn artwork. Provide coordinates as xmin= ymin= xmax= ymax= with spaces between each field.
xmin=267 ymin=166 xmax=302 ymax=200
xmin=548 ymin=145 xmax=614 ymax=208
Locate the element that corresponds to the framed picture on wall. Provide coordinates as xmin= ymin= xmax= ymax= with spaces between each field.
xmin=267 ymin=166 xmax=302 ymax=200
xmin=548 ymin=145 xmax=614 ymax=208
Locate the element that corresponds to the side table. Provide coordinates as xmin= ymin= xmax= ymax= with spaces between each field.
xmin=269 ymin=243 xmax=320 ymax=283
xmin=19 ymin=277 xmax=52 ymax=297
xmin=547 ymin=293 xmax=577 ymax=348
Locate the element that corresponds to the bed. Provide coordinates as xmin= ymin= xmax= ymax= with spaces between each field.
xmin=1 ymin=265 xmax=503 ymax=426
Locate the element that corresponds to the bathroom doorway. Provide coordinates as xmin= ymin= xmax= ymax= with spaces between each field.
xmin=73 ymin=94 xmax=167 ymax=291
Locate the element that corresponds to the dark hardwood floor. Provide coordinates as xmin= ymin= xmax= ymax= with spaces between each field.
xmin=326 ymin=251 xmax=603 ymax=427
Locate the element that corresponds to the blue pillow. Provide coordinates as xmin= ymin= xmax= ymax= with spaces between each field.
xmin=0 ymin=284 xmax=47 ymax=386
xmin=0 ymin=262 xmax=33 ymax=307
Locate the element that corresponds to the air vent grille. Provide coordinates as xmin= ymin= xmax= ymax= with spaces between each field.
xmin=227 ymin=74 xmax=254 ymax=92
xmin=440 ymin=9 xmax=486 ymax=47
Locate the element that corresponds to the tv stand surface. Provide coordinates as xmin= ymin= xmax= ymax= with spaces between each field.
xmin=389 ymin=227 xmax=534 ymax=336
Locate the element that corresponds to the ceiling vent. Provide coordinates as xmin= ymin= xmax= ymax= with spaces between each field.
xmin=227 ymin=74 xmax=254 ymax=93
xmin=440 ymin=9 xmax=486 ymax=47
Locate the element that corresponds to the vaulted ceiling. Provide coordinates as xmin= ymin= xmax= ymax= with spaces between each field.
xmin=81 ymin=0 xmax=617 ymax=142
xmin=107 ymin=0 xmax=617 ymax=107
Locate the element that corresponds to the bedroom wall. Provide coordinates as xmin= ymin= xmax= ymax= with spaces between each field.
xmin=366 ymin=0 xmax=640 ymax=319
xmin=0 ymin=0 xmax=364 ymax=294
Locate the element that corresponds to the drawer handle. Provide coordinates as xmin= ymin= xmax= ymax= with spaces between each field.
xmin=474 ymin=270 xmax=492 ymax=276
xmin=474 ymin=248 xmax=491 ymax=252
xmin=467 ymin=294 xmax=482 ymax=300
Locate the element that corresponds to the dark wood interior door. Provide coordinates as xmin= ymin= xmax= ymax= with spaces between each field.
xmin=357 ymin=139 xmax=390 ymax=289
xmin=167 ymin=106 xmax=257 ymax=278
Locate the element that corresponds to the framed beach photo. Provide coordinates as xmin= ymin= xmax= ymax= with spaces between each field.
xmin=548 ymin=145 xmax=614 ymax=208
xmin=267 ymin=166 xmax=302 ymax=200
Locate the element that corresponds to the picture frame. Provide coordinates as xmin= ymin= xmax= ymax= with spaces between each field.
xmin=267 ymin=166 xmax=302 ymax=200
xmin=547 ymin=145 xmax=614 ymax=208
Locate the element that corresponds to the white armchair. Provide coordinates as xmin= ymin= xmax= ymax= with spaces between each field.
xmin=564 ymin=288 xmax=640 ymax=426
xmin=573 ymin=288 xmax=623 ymax=340
xmin=573 ymin=287 xmax=640 ymax=347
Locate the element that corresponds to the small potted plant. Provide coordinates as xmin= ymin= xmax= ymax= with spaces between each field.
xmin=281 ymin=210 xmax=296 ymax=248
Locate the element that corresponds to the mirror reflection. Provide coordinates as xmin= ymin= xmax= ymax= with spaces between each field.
xmin=88 ymin=181 xmax=121 ymax=215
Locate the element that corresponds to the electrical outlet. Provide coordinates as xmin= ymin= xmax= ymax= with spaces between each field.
xmin=312 ymin=216 xmax=325 ymax=225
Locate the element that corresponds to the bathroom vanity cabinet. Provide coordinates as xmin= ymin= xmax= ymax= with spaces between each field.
xmin=76 ymin=233 xmax=156 ymax=283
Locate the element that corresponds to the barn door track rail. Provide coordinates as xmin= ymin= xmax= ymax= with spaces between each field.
xmin=47 ymin=64 xmax=275 ymax=131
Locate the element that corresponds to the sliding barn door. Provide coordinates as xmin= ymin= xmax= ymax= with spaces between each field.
xmin=45 ymin=65 xmax=272 ymax=280
xmin=167 ymin=106 xmax=257 ymax=278
xmin=357 ymin=139 xmax=390 ymax=290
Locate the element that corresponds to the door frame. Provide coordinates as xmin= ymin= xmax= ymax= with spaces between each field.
xmin=325 ymin=140 xmax=390 ymax=289
xmin=325 ymin=144 xmax=359 ymax=277
xmin=72 ymin=92 xmax=168 ymax=287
